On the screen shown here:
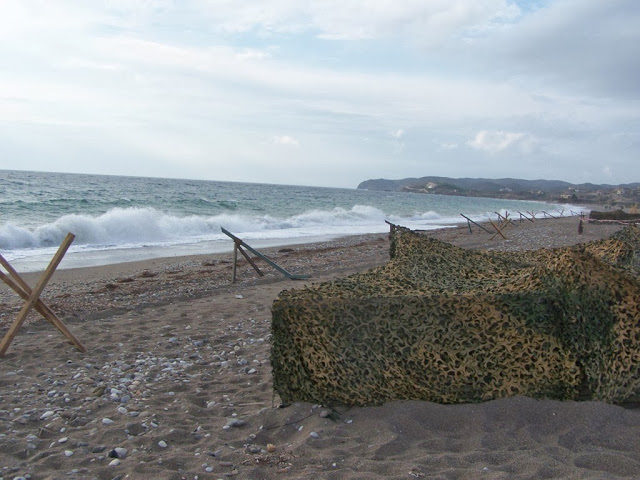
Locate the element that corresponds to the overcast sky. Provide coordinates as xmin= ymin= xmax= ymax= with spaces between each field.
xmin=0 ymin=1 xmax=638 ymax=188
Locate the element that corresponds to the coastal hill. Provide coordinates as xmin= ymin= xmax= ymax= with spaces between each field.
xmin=358 ymin=176 xmax=640 ymax=208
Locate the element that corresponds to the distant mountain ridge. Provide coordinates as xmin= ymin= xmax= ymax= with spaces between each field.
xmin=357 ymin=176 xmax=640 ymax=206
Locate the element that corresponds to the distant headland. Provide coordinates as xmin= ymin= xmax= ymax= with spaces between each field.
xmin=357 ymin=176 xmax=640 ymax=209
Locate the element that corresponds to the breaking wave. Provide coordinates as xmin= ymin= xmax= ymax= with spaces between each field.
xmin=0 ymin=205 xmax=449 ymax=251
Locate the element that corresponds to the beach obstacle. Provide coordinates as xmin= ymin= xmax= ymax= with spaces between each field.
xmin=221 ymin=228 xmax=310 ymax=283
xmin=0 ymin=233 xmax=86 ymax=357
xmin=460 ymin=213 xmax=508 ymax=239
xmin=495 ymin=211 xmax=517 ymax=229
xmin=517 ymin=211 xmax=535 ymax=223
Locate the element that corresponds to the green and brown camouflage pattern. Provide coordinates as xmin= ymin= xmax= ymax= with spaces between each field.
xmin=271 ymin=225 xmax=640 ymax=406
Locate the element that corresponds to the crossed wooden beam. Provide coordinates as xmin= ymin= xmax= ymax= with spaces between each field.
xmin=221 ymin=228 xmax=310 ymax=283
xmin=0 ymin=233 xmax=86 ymax=357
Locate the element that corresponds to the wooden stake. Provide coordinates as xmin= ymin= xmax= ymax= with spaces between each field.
xmin=0 ymin=233 xmax=77 ymax=357
xmin=236 ymin=242 xmax=264 ymax=277
xmin=488 ymin=218 xmax=507 ymax=240
xmin=232 ymin=242 xmax=238 ymax=283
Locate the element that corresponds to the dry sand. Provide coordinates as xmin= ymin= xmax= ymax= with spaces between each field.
xmin=1 ymin=215 xmax=639 ymax=480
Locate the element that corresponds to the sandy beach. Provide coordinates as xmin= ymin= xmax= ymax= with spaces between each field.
xmin=1 ymin=215 xmax=639 ymax=480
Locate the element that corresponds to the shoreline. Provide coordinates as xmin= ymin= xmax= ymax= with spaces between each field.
xmin=3 ymin=201 xmax=592 ymax=274
xmin=0 ymin=214 xmax=626 ymax=327
xmin=1 ymin=214 xmax=638 ymax=480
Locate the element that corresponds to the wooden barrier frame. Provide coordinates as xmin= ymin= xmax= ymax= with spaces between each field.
xmin=0 ymin=233 xmax=86 ymax=357
xmin=517 ymin=211 xmax=535 ymax=223
xmin=221 ymin=228 xmax=310 ymax=283
xmin=495 ymin=211 xmax=516 ymax=229
xmin=460 ymin=214 xmax=493 ymax=235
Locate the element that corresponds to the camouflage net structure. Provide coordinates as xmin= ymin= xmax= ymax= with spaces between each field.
xmin=271 ymin=225 xmax=640 ymax=406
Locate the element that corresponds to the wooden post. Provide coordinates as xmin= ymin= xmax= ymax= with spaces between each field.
xmin=232 ymin=242 xmax=238 ymax=283
xmin=0 ymin=233 xmax=78 ymax=357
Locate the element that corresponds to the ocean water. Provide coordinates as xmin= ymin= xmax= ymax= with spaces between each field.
xmin=0 ymin=170 xmax=581 ymax=271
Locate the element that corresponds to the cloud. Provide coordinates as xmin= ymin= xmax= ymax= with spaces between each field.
xmin=272 ymin=135 xmax=299 ymax=146
xmin=468 ymin=130 xmax=536 ymax=154
xmin=0 ymin=1 xmax=638 ymax=187
xmin=173 ymin=1 xmax=521 ymax=45
xmin=476 ymin=0 xmax=640 ymax=100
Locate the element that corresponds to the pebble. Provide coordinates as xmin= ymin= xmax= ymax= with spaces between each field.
xmin=102 ymin=418 xmax=115 ymax=425
xmin=64 ymin=450 xmax=74 ymax=456
xmin=40 ymin=411 xmax=55 ymax=420
xmin=158 ymin=440 xmax=168 ymax=448
xmin=310 ymin=432 xmax=320 ymax=438
xmin=109 ymin=447 xmax=128 ymax=459
xmin=109 ymin=458 xmax=121 ymax=466
xmin=225 ymin=418 xmax=246 ymax=428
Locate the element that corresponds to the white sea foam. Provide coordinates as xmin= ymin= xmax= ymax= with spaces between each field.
xmin=0 ymin=205 xmax=455 ymax=263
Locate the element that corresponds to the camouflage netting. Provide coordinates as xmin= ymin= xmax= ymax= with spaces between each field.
xmin=271 ymin=225 xmax=640 ymax=406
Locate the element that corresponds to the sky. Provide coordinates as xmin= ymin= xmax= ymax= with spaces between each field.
xmin=0 ymin=1 xmax=638 ymax=189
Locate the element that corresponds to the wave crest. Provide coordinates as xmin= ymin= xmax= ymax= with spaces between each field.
xmin=0 ymin=205 xmax=405 ymax=250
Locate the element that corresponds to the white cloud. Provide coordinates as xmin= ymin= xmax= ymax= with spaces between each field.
xmin=272 ymin=135 xmax=299 ymax=146
xmin=0 ymin=0 xmax=638 ymax=187
xmin=468 ymin=130 xmax=536 ymax=154
xmin=180 ymin=0 xmax=520 ymax=45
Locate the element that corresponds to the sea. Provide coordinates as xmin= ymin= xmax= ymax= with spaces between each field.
xmin=0 ymin=170 xmax=583 ymax=272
